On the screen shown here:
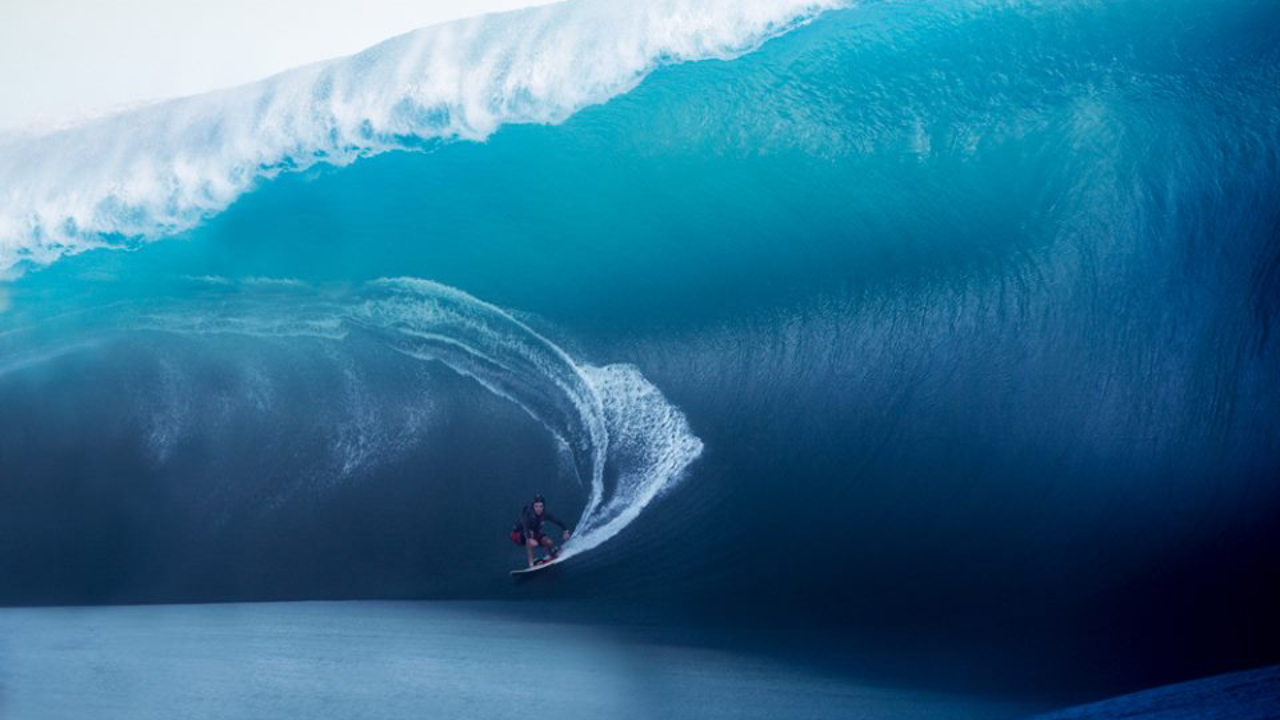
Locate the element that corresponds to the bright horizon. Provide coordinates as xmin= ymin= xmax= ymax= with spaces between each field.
xmin=0 ymin=0 xmax=561 ymax=132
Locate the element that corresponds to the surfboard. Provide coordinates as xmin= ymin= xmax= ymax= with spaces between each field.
xmin=510 ymin=555 xmax=563 ymax=576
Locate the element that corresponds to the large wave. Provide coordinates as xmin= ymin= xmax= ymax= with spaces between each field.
xmin=0 ymin=0 xmax=844 ymax=271
xmin=1 ymin=0 xmax=1278 ymax=691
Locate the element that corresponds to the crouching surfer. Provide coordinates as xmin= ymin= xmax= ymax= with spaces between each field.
xmin=510 ymin=494 xmax=572 ymax=568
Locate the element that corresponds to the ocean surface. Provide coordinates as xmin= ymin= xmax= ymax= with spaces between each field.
xmin=0 ymin=601 xmax=1047 ymax=720
xmin=2 ymin=0 xmax=1279 ymax=715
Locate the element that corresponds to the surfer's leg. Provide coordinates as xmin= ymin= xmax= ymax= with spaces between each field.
xmin=526 ymin=537 xmax=538 ymax=567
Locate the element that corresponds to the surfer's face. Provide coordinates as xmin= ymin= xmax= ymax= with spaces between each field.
xmin=533 ymin=502 xmax=545 ymax=515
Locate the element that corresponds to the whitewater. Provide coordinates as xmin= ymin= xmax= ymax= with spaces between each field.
xmin=0 ymin=0 xmax=844 ymax=271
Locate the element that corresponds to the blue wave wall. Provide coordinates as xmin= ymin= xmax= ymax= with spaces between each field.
xmin=1 ymin=0 xmax=1279 ymax=691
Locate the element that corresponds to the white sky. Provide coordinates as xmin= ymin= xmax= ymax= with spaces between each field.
xmin=0 ymin=0 xmax=560 ymax=131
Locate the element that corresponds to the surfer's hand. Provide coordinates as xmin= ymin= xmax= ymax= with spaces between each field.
xmin=562 ymin=530 xmax=571 ymax=540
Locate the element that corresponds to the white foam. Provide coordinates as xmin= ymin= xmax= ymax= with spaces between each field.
xmin=560 ymin=364 xmax=704 ymax=559
xmin=354 ymin=280 xmax=703 ymax=556
xmin=0 ymin=0 xmax=845 ymax=272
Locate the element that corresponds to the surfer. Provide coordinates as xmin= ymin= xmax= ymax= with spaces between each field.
xmin=513 ymin=494 xmax=572 ymax=568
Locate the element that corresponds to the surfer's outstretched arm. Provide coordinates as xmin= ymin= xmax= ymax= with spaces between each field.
xmin=543 ymin=512 xmax=572 ymax=540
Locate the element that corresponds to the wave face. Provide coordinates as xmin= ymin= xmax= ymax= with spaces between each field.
xmin=0 ymin=276 xmax=701 ymax=601
xmin=2 ymin=0 xmax=1280 ymax=691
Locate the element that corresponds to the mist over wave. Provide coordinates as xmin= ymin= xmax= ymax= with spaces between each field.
xmin=0 ymin=0 xmax=842 ymax=269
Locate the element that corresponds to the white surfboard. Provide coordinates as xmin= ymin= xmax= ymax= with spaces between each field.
xmin=510 ymin=555 xmax=564 ymax=576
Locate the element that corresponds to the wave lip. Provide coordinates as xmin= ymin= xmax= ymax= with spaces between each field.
xmin=0 ymin=0 xmax=845 ymax=272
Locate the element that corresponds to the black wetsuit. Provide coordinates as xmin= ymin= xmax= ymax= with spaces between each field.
xmin=520 ymin=505 xmax=569 ymax=541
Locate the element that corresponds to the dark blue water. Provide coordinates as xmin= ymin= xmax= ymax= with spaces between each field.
xmin=2 ymin=0 xmax=1279 ymax=702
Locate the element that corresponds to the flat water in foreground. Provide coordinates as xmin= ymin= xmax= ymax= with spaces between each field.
xmin=0 ymin=600 xmax=1041 ymax=720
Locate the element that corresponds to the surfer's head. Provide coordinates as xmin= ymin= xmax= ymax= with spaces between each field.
xmin=533 ymin=494 xmax=546 ymax=514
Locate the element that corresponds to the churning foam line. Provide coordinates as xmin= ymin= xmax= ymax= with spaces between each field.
xmin=0 ymin=0 xmax=847 ymax=272
xmin=356 ymin=278 xmax=612 ymax=542
xmin=350 ymin=278 xmax=701 ymax=556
